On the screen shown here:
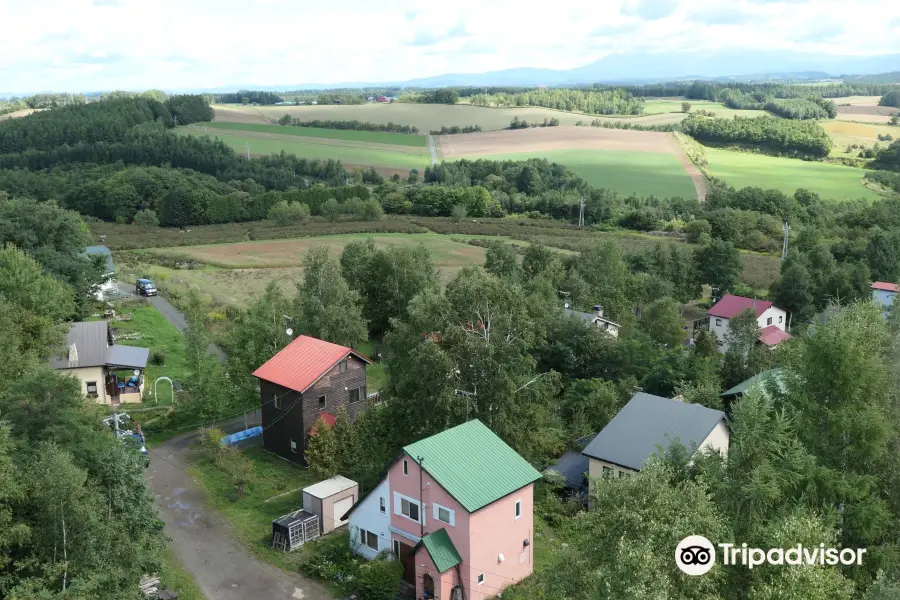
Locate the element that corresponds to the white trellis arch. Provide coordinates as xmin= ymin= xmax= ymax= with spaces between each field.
xmin=154 ymin=376 xmax=175 ymax=405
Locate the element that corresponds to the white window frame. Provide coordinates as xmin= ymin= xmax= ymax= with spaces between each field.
xmin=393 ymin=491 xmax=425 ymax=526
xmin=318 ymin=394 xmax=327 ymax=410
xmin=514 ymin=500 xmax=522 ymax=519
xmin=779 ymin=315 xmax=783 ymax=323
xmin=767 ymin=317 xmax=773 ymax=326
xmin=477 ymin=574 xmax=485 ymax=585
xmin=715 ymin=318 xmax=722 ymax=327
xmin=433 ymin=502 xmax=456 ymax=526
xmin=290 ymin=439 xmax=297 ymax=453
xmin=86 ymin=381 xmax=98 ymax=397
xmin=360 ymin=528 xmax=378 ymax=551
xmin=380 ymin=497 xmax=386 ymax=514
xmin=339 ymin=359 xmax=348 ymax=373
xmin=273 ymin=393 xmax=281 ymax=409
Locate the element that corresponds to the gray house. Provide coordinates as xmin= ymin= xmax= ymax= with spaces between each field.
xmin=562 ymin=304 xmax=620 ymax=337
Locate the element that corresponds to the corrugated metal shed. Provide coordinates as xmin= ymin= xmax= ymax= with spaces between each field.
xmin=582 ymin=392 xmax=725 ymax=471
xmin=303 ymin=475 xmax=357 ymax=499
xmin=403 ymin=420 xmax=541 ymax=513
xmin=106 ymin=344 xmax=150 ymax=369
xmin=252 ymin=335 xmax=373 ymax=393
xmin=417 ymin=528 xmax=461 ymax=573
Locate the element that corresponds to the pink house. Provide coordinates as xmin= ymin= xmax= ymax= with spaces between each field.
xmin=342 ymin=420 xmax=541 ymax=600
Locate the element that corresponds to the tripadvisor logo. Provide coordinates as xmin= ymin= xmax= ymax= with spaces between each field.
xmin=675 ymin=536 xmax=867 ymax=576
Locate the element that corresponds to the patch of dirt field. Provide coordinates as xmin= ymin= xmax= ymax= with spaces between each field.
xmin=196 ymin=126 xmax=426 ymax=155
xmin=836 ymin=105 xmax=899 ymax=116
xmin=438 ymin=126 xmax=708 ymax=201
xmin=212 ymin=106 xmax=272 ymax=124
xmin=834 ymin=113 xmax=898 ymax=124
xmin=0 ymin=108 xmax=37 ymax=121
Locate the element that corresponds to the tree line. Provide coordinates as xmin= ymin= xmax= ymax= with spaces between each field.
xmin=681 ymin=115 xmax=833 ymax=158
xmin=508 ymin=116 xmax=560 ymax=129
xmin=215 ymin=90 xmax=284 ymax=105
xmin=717 ymin=89 xmax=837 ymax=119
xmin=468 ymin=88 xmax=644 ymax=115
xmin=429 ymin=125 xmax=482 ymax=135
xmin=576 ymin=118 xmax=680 ymax=132
xmin=275 ymin=115 xmax=420 ymax=134
xmin=880 ymin=90 xmax=900 ymax=109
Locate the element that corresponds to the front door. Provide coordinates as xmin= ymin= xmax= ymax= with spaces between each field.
xmin=397 ymin=541 xmax=416 ymax=585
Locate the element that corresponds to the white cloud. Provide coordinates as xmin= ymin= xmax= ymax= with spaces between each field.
xmin=0 ymin=0 xmax=898 ymax=93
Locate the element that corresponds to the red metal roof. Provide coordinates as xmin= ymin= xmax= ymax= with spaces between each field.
xmin=872 ymin=282 xmax=899 ymax=292
xmin=758 ymin=325 xmax=792 ymax=346
xmin=252 ymin=335 xmax=372 ymax=393
xmin=309 ymin=411 xmax=336 ymax=435
xmin=708 ymin=294 xmax=773 ymax=319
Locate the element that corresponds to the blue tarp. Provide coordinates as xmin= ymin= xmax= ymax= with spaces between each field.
xmin=220 ymin=426 xmax=263 ymax=446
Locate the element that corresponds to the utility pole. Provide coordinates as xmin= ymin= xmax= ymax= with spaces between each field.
xmin=417 ymin=456 xmax=425 ymax=539
xmin=781 ymin=221 xmax=790 ymax=262
xmin=578 ymin=195 xmax=585 ymax=227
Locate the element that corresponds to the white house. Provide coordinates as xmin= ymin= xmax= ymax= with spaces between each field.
xmin=872 ymin=282 xmax=897 ymax=318
xmin=84 ymin=245 xmax=118 ymax=301
xmin=562 ymin=304 xmax=620 ymax=338
xmin=707 ymin=294 xmax=790 ymax=353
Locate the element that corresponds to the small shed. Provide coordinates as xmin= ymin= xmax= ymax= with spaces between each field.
xmin=303 ymin=475 xmax=358 ymax=534
xmin=272 ymin=509 xmax=320 ymax=551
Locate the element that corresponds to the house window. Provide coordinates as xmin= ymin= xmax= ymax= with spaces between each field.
xmin=380 ymin=497 xmax=386 ymax=514
xmin=339 ymin=359 xmax=348 ymax=373
xmin=273 ymin=393 xmax=281 ymax=409
xmin=401 ymin=498 xmax=420 ymax=522
xmin=318 ymin=395 xmax=326 ymax=410
xmin=438 ymin=507 xmax=451 ymax=523
xmin=715 ymin=318 xmax=722 ymax=327
xmin=433 ymin=503 xmax=455 ymax=526
xmin=767 ymin=317 xmax=773 ymax=326
xmin=403 ymin=459 xmax=408 ymax=475
xmin=360 ymin=529 xmax=378 ymax=551
xmin=477 ymin=574 xmax=485 ymax=585
xmin=290 ymin=439 xmax=297 ymax=453
xmin=349 ymin=387 xmax=361 ymax=404
xmin=86 ymin=381 xmax=98 ymax=397
xmin=602 ymin=466 xmax=617 ymax=478
xmin=515 ymin=500 xmax=522 ymax=519
xmin=779 ymin=315 xmax=783 ymax=323
xmin=392 ymin=540 xmax=400 ymax=558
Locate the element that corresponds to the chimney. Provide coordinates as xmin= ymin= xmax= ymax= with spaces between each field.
xmin=593 ymin=305 xmax=604 ymax=318
xmin=68 ymin=343 xmax=78 ymax=367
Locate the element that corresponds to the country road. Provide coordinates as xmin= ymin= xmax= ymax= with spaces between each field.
xmin=147 ymin=420 xmax=333 ymax=600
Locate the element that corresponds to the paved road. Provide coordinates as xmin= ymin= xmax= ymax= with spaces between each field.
xmin=147 ymin=418 xmax=333 ymax=600
xmin=115 ymin=281 xmax=226 ymax=362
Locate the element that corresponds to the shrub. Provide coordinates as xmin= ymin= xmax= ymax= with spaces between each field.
xmin=451 ymin=204 xmax=468 ymax=221
xmin=134 ymin=208 xmax=160 ymax=228
xmin=321 ymin=198 xmax=342 ymax=222
xmin=342 ymin=197 xmax=365 ymax=216
xmin=198 ymin=427 xmax=226 ymax=456
xmin=356 ymin=557 xmax=403 ymax=600
xmin=149 ymin=349 xmax=166 ymax=365
xmin=361 ymin=199 xmax=384 ymax=221
xmin=681 ymin=102 xmax=691 ymax=113
xmin=268 ymin=200 xmax=310 ymax=225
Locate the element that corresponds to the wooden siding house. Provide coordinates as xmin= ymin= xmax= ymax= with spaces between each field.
xmin=253 ymin=335 xmax=373 ymax=463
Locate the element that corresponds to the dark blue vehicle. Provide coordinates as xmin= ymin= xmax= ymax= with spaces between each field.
xmin=136 ymin=278 xmax=157 ymax=296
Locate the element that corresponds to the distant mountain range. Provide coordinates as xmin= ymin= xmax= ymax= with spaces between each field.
xmin=183 ymin=50 xmax=900 ymax=92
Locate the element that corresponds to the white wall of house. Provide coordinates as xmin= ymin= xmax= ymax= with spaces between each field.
xmin=697 ymin=420 xmax=730 ymax=458
xmin=60 ymin=366 xmax=108 ymax=404
xmin=709 ymin=316 xmax=731 ymax=351
xmin=348 ymin=478 xmax=391 ymax=560
xmin=93 ymin=277 xmax=118 ymax=301
xmin=710 ymin=307 xmax=788 ymax=353
xmin=873 ymin=289 xmax=896 ymax=310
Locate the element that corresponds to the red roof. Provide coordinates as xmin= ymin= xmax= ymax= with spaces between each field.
xmin=872 ymin=282 xmax=899 ymax=293
xmin=708 ymin=294 xmax=773 ymax=319
xmin=252 ymin=335 xmax=372 ymax=393
xmin=309 ymin=411 xmax=336 ymax=435
xmin=758 ymin=325 xmax=792 ymax=346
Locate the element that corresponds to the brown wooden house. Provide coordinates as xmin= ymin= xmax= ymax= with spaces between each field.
xmin=253 ymin=335 xmax=373 ymax=463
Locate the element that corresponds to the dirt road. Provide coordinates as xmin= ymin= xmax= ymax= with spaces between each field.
xmin=147 ymin=424 xmax=334 ymax=600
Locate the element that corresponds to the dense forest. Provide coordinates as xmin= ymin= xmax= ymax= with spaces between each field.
xmin=275 ymin=115 xmax=420 ymax=134
xmin=681 ymin=115 xmax=833 ymax=158
xmin=468 ymin=88 xmax=644 ymax=115
xmin=214 ymin=90 xmax=284 ymax=104
xmin=716 ymin=89 xmax=837 ymax=119
xmin=880 ymin=90 xmax=900 ymax=108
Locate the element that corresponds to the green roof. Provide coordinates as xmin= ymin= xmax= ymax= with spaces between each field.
xmin=417 ymin=529 xmax=461 ymax=573
xmin=403 ymin=420 xmax=541 ymax=513
xmin=721 ymin=368 xmax=784 ymax=397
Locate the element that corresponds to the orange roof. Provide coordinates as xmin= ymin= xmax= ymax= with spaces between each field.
xmin=252 ymin=335 xmax=372 ymax=393
xmin=758 ymin=325 xmax=792 ymax=346
xmin=872 ymin=282 xmax=899 ymax=293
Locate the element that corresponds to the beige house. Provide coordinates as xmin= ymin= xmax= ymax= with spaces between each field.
xmin=50 ymin=321 xmax=149 ymax=405
xmin=582 ymin=392 xmax=729 ymax=487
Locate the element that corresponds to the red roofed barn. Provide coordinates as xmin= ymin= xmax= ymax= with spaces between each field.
xmin=254 ymin=335 xmax=373 ymax=462
xmin=707 ymin=294 xmax=791 ymax=352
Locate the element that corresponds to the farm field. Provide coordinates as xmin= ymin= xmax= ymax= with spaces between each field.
xmin=438 ymin=127 xmax=702 ymax=199
xmin=213 ymin=103 xmax=689 ymax=132
xmin=703 ymin=147 xmax=882 ymax=200
xmin=178 ymin=125 xmax=430 ymax=171
xmin=642 ymin=98 xmax=773 ymax=119
xmin=192 ymin=120 xmax=427 ymax=147
xmin=822 ymin=120 xmax=896 ymax=155
xmin=0 ymin=108 xmax=37 ymax=121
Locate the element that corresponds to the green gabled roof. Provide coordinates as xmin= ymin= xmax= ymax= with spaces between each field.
xmin=417 ymin=529 xmax=461 ymax=573
xmin=721 ymin=368 xmax=784 ymax=397
xmin=403 ymin=420 xmax=541 ymax=513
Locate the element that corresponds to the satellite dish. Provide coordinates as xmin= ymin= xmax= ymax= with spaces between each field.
xmin=564 ymin=302 xmax=570 ymax=309
xmin=285 ymin=328 xmax=294 ymax=337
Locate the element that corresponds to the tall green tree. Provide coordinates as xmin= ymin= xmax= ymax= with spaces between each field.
xmin=296 ymin=247 xmax=367 ymax=348
xmin=484 ymin=243 xmax=521 ymax=280
xmin=641 ymin=297 xmax=686 ymax=347
xmin=694 ymin=238 xmax=742 ymax=292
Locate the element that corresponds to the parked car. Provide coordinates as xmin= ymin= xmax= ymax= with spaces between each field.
xmin=136 ymin=278 xmax=157 ymax=296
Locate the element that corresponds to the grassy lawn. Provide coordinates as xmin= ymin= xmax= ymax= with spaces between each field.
xmin=108 ymin=301 xmax=191 ymax=404
xmin=198 ymin=121 xmax=427 ymax=147
xmin=158 ymin=548 xmax=205 ymax=600
xmin=456 ymin=149 xmax=697 ymax=199
xmin=703 ymin=147 xmax=882 ymax=201
xmin=356 ymin=339 xmax=386 ymax=392
xmin=182 ymin=128 xmax=430 ymax=171
xmin=186 ymin=446 xmax=331 ymax=574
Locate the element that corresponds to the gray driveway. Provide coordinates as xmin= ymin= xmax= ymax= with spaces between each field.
xmin=147 ymin=420 xmax=333 ymax=600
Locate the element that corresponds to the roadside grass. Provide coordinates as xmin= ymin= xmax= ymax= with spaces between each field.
xmin=158 ymin=548 xmax=205 ymax=600
xmin=178 ymin=128 xmax=430 ymax=171
xmin=703 ymin=147 xmax=882 ymax=201
xmin=196 ymin=120 xmax=427 ymax=147
xmin=453 ymin=149 xmax=697 ymax=199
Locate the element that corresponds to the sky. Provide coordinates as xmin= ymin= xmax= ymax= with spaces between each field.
xmin=2 ymin=0 xmax=900 ymax=93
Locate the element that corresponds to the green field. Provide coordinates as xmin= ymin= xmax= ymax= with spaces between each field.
xmin=454 ymin=149 xmax=697 ymax=199
xmin=199 ymin=120 xmax=427 ymax=147
xmin=180 ymin=127 xmax=430 ymax=171
xmin=641 ymin=98 xmax=774 ymax=120
xmin=703 ymin=147 xmax=881 ymax=200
